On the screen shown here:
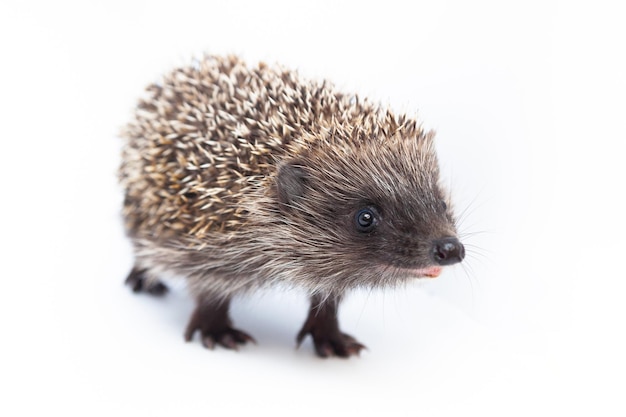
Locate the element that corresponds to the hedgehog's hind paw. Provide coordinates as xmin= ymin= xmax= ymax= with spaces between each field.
xmin=124 ymin=266 xmax=169 ymax=296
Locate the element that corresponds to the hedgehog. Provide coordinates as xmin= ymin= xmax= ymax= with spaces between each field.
xmin=119 ymin=55 xmax=465 ymax=358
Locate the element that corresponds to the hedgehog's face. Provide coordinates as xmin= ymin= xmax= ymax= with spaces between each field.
xmin=275 ymin=133 xmax=464 ymax=287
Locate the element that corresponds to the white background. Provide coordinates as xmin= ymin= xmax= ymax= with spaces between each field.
xmin=1 ymin=0 xmax=625 ymax=415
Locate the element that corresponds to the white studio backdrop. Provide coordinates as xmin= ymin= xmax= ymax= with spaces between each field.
xmin=1 ymin=1 xmax=624 ymax=416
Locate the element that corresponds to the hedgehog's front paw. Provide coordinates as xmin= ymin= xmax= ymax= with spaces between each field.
xmin=297 ymin=326 xmax=366 ymax=358
xmin=296 ymin=309 xmax=366 ymax=358
xmin=186 ymin=325 xmax=256 ymax=350
xmin=184 ymin=301 xmax=256 ymax=350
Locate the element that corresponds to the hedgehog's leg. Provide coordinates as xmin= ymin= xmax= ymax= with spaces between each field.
xmin=124 ymin=266 xmax=168 ymax=296
xmin=184 ymin=297 xmax=256 ymax=350
xmin=296 ymin=294 xmax=366 ymax=358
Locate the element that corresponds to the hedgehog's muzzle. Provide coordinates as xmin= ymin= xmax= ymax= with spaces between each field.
xmin=431 ymin=237 xmax=465 ymax=266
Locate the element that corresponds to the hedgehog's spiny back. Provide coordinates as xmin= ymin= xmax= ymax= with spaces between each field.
xmin=120 ymin=55 xmax=417 ymax=240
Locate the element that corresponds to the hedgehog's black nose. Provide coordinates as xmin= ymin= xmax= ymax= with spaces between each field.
xmin=432 ymin=237 xmax=465 ymax=266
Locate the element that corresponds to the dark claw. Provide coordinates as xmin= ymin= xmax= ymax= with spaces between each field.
xmin=219 ymin=334 xmax=238 ymax=350
xmin=232 ymin=329 xmax=257 ymax=345
xmin=202 ymin=336 xmax=216 ymax=350
xmin=315 ymin=343 xmax=327 ymax=358
xmin=296 ymin=328 xmax=308 ymax=347
xmin=184 ymin=325 xmax=195 ymax=343
xmin=346 ymin=342 xmax=366 ymax=356
xmin=341 ymin=333 xmax=357 ymax=343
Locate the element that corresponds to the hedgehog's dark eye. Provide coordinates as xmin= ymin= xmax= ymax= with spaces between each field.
xmin=355 ymin=207 xmax=378 ymax=233
xmin=441 ymin=201 xmax=448 ymax=211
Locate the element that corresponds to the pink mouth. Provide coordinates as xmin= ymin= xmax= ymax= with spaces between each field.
xmin=396 ymin=265 xmax=443 ymax=278
xmin=418 ymin=266 xmax=443 ymax=278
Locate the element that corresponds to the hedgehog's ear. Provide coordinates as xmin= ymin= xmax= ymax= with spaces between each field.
xmin=276 ymin=161 xmax=309 ymax=208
